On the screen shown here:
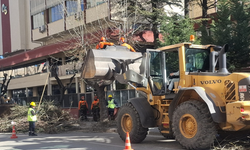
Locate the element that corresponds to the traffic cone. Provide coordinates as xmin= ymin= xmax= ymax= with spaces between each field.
xmin=10 ymin=125 xmax=18 ymax=139
xmin=124 ymin=132 xmax=133 ymax=150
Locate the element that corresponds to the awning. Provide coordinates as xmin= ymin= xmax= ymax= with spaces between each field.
xmin=0 ymin=40 xmax=72 ymax=71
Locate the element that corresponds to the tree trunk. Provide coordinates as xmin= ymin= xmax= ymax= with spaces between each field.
xmin=94 ymin=83 xmax=109 ymax=122
xmin=51 ymin=63 xmax=75 ymax=106
xmin=59 ymin=88 xmax=66 ymax=106
xmin=152 ymin=1 xmax=159 ymax=48
xmin=201 ymin=0 xmax=208 ymax=44
xmin=1 ymin=73 xmax=12 ymax=96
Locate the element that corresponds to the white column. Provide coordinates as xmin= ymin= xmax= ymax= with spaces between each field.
xmin=62 ymin=57 xmax=65 ymax=65
xmin=7 ymin=90 xmax=12 ymax=98
xmin=75 ymin=77 xmax=79 ymax=93
xmin=112 ymin=81 xmax=116 ymax=90
xmin=33 ymin=87 xmax=38 ymax=97
xmin=46 ymin=59 xmax=52 ymax=96
xmin=80 ymin=79 xmax=86 ymax=93
xmin=26 ymin=87 xmax=28 ymax=97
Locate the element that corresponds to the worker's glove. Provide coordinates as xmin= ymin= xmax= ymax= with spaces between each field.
xmin=36 ymin=110 xmax=40 ymax=114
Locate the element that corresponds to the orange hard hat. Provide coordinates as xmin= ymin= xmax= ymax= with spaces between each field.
xmin=100 ymin=37 xmax=106 ymax=42
xmin=120 ymin=37 xmax=125 ymax=43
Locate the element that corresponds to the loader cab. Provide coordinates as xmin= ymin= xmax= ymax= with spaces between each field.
xmin=185 ymin=47 xmax=210 ymax=72
xmin=146 ymin=44 xmax=212 ymax=96
xmin=147 ymin=48 xmax=179 ymax=96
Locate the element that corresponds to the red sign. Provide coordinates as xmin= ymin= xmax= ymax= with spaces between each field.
xmin=239 ymin=85 xmax=247 ymax=92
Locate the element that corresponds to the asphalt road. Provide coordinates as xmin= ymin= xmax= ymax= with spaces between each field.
xmin=0 ymin=131 xmax=184 ymax=150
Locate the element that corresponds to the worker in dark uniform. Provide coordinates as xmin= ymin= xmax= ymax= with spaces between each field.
xmin=91 ymin=96 xmax=100 ymax=121
xmin=107 ymin=95 xmax=118 ymax=120
xmin=78 ymin=96 xmax=88 ymax=121
xmin=120 ymin=37 xmax=136 ymax=52
xmin=96 ymin=37 xmax=114 ymax=49
xmin=27 ymin=102 xmax=38 ymax=136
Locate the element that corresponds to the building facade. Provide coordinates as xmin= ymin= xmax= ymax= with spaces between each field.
xmin=0 ymin=0 xmax=147 ymax=109
xmin=0 ymin=0 xmax=184 ymax=110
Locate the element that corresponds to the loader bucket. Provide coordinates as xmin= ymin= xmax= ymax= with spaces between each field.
xmin=81 ymin=46 xmax=142 ymax=80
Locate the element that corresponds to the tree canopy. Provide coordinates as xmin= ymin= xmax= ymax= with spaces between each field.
xmin=159 ymin=14 xmax=200 ymax=46
xmin=207 ymin=0 xmax=250 ymax=71
xmin=188 ymin=0 xmax=217 ymax=44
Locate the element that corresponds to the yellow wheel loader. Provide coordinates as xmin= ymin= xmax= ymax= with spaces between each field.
xmin=82 ymin=43 xmax=250 ymax=150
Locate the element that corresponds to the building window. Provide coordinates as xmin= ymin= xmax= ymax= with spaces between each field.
xmin=49 ymin=4 xmax=63 ymax=23
xmin=86 ymin=0 xmax=105 ymax=9
xmin=96 ymin=1 xmax=105 ymax=5
xmin=13 ymin=89 xmax=26 ymax=98
xmin=132 ymin=23 xmax=142 ymax=30
xmin=28 ymin=88 xmax=33 ymax=97
xmin=37 ymin=86 xmax=47 ymax=96
xmin=33 ymin=12 xmax=45 ymax=29
xmin=66 ymin=0 xmax=84 ymax=16
xmin=67 ymin=83 xmax=77 ymax=94
xmin=81 ymin=0 xmax=84 ymax=10
xmin=196 ymin=30 xmax=202 ymax=38
xmin=52 ymin=85 xmax=60 ymax=95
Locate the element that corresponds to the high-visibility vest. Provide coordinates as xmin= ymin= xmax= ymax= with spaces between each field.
xmin=108 ymin=99 xmax=116 ymax=109
xmin=96 ymin=42 xmax=114 ymax=49
xmin=79 ymin=100 xmax=88 ymax=110
xmin=27 ymin=108 xmax=37 ymax=122
xmin=91 ymin=99 xmax=99 ymax=109
xmin=121 ymin=43 xmax=136 ymax=52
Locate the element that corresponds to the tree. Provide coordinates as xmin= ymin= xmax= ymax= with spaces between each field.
xmin=0 ymin=72 xmax=12 ymax=104
xmin=49 ymin=58 xmax=76 ymax=106
xmin=1 ymin=73 xmax=12 ymax=97
xmin=209 ymin=0 xmax=250 ymax=71
xmin=159 ymin=14 xmax=200 ymax=46
xmin=157 ymin=15 xmax=199 ymax=73
xmin=188 ymin=0 xmax=217 ymax=44
xmin=48 ymin=0 xmax=123 ymax=122
xmin=127 ymin=0 xmax=182 ymax=48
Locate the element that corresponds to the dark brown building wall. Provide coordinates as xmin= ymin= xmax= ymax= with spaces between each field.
xmin=1 ymin=0 xmax=11 ymax=54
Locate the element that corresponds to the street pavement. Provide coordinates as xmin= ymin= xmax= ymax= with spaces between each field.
xmin=0 ymin=129 xmax=184 ymax=150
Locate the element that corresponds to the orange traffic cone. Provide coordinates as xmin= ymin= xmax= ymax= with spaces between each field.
xmin=124 ymin=132 xmax=133 ymax=150
xmin=10 ymin=125 xmax=18 ymax=139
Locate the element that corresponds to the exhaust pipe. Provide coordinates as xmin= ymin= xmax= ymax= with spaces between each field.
xmin=218 ymin=44 xmax=229 ymax=74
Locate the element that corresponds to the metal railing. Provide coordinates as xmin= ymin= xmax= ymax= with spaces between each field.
xmin=16 ymin=89 xmax=139 ymax=108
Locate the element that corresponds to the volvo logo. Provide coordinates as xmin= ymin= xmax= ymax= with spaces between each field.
xmin=2 ymin=4 xmax=7 ymax=15
xmin=200 ymin=79 xmax=222 ymax=85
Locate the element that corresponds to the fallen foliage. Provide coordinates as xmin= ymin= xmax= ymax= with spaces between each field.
xmin=212 ymin=131 xmax=250 ymax=150
xmin=0 ymin=101 xmax=79 ymax=134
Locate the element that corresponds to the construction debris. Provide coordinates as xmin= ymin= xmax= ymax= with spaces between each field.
xmin=1 ymin=103 xmax=249 ymax=149
xmin=0 ymin=102 xmax=79 ymax=134
xmin=212 ymin=131 xmax=250 ymax=150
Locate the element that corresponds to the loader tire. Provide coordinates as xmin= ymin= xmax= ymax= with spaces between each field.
xmin=117 ymin=102 xmax=148 ymax=143
xmin=172 ymin=100 xmax=217 ymax=150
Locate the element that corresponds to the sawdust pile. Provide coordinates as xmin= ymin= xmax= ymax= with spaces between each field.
xmin=0 ymin=102 xmax=79 ymax=134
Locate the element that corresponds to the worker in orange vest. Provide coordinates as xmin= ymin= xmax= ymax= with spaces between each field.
xmin=120 ymin=37 xmax=136 ymax=52
xmin=91 ymin=96 xmax=100 ymax=121
xmin=78 ymin=96 xmax=88 ymax=121
xmin=96 ymin=37 xmax=114 ymax=49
